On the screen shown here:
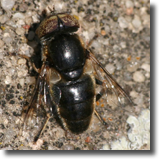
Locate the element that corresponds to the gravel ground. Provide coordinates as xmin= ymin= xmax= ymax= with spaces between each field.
xmin=0 ymin=0 xmax=150 ymax=150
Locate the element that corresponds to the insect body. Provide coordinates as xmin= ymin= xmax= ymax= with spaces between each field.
xmin=48 ymin=33 xmax=95 ymax=133
xmin=22 ymin=11 xmax=132 ymax=142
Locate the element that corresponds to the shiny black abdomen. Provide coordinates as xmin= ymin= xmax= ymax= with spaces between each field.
xmin=56 ymin=74 xmax=95 ymax=133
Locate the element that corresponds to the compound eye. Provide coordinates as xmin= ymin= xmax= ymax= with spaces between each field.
xmin=36 ymin=16 xmax=58 ymax=39
xmin=58 ymin=14 xmax=79 ymax=29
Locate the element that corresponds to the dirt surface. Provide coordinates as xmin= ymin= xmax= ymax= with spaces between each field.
xmin=0 ymin=0 xmax=150 ymax=150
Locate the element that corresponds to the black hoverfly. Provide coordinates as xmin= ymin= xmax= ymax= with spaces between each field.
xmin=21 ymin=9 xmax=133 ymax=143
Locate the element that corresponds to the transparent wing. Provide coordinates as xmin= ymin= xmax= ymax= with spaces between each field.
xmin=89 ymin=52 xmax=133 ymax=108
xmin=20 ymin=63 xmax=52 ymax=142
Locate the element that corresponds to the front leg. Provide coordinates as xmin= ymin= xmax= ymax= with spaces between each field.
xmin=18 ymin=54 xmax=41 ymax=73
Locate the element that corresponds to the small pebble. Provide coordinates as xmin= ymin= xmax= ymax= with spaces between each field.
xmin=4 ymin=129 xmax=16 ymax=144
xmin=12 ymin=13 xmax=25 ymax=19
xmin=19 ymin=78 xmax=25 ymax=87
xmin=118 ymin=16 xmax=129 ymax=29
xmin=101 ymin=29 xmax=106 ymax=36
xmin=17 ymin=70 xmax=28 ymax=77
xmin=130 ymin=91 xmax=138 ymax=98
xmin=0 ymin=9 xmax=3 ymax=15
xmin=102 ymin=144 xmax=110 ymax=150
xmin=0 ymin=53 xmax=4 ymax=60
xmin=62 ymin=144 xmax=74 ymax=150
xmin=32 ymin=14 xmax=39 ymax=23
xmin=17 ymin=58 xmax=27 ymax=65
xmin=25 ymin=17 xmax=33 ymax=26
xmin=16 ymin=28 xmax=25 ymax=35
xmin=1 ymin=0 xmax=15 ymax=11
xmin=132 ymin=15 xmax=142 ymax=29
xmin=113 ymin=44 xmax=120 ymax=52
xmin=126 ymin=0 xmax=134 ymax=8
xmin=0 ymin=39 xmax=4 ymax=47
xmin=9 ymin=68 xmax=15 ymax=75
xmin=116 ymin=61 xmax=122 ymax=70
xmin=126 ymin=7 xmax=133 ymax=15
xmin=6 ymin=20 xmax=16 ymax=28
xmin=120 ymin=41 xmax=126 ymax=49
xmin=105 ymin=63 xmax=115 ymax=74
xmin=3 ymin=37 xmax=13 ymax=44
xmin=5 ymin=76 xmax=12 ymax=84
xmin=0 ymin=15 xmax=9 ymax=24
xmin=123 ymin=72 xmax=132 ymax=81
xmin=18 ymin=146 xmax=30 ymax=150
xmin=0 ymin=108 xmax=3 ymax=115
xmin=127 ymin=62 xmax=139 ymax=72
xmin=19 ymin=3 xmax=28 ymax=12
xmin=133 ymin=71 xmax=145 ymax=82
xmin=16 ymin=19 xmax=25 ymax=28
xmin=141 ymin=63 xmax=150 ymax=72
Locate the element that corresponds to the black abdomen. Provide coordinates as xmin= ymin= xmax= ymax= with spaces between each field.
xmin=56 ymin=74 xmax=95 ymax=133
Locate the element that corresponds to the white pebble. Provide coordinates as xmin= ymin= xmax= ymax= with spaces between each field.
xmin=130 ymin=91 xmax=138 ymax=98
xmin=6 ymin=20 xmax=16 ymax=28
xmin=9 ymin=68 xmax=15 ymax=75
xmin=12 ymin=12 xmax=25 ymax=19
xmin=111 ymin=137 xmax=131 ymax=150
xmin=54 ymin=1 xmax=66 ymax=12
xmin=141 ymin=63 xmax=150 ymax=72
xmin=0 ymin=9 xmax=3 ymax=15
xmin=102 ymin=144 xmax=110 ymax=150
xmin=118 ymin=16 xmax=129 ymax=28
xmin=5 ymin=75 xmax=12 ymax=84
xmin=17 ymin=58 xmax=27 ymax=65
xmin=19 ymin=44 xmax=32 ymax=57
xmin=62 ymin=144 xmax=75 ymax=150
xmin=105 ymin=63 xmax=115 ymax=74
xmin=25 ymin=17 xmax=33 ymax=25
xmin=127 ymin=62 xmax=139 ymax=72
xmin=133 ymin=71 xmax=145 ymax=82
xmin=126 ymin=0 xmax=134 ymax=8
xmin=32 ymin=14 xmax=39 ymax=23
xmin=120 ymin=41 xmax=126 ymax=48
xmin=16 ymin=27 xmax=25 ymax=35
xmin=0 ymin=39 xmax=4 ymax=47
xmin=0 ymin=52 xmax=4 ymax=59
xmin=3 ymin=37 xmax=13 ymax=44
xmin=19 ymin=78 xmax=25 ymax=87
xmin=132 ymin=15 xmax=142 ymax=29
xmin=145 ymin=72 xmax=150 ymax=78
xmin=1 ymin=0 xmax=15 ymax=11
xmin=16 ymin=19 xmax=25 ymax=28
xmin=116 ymin=62 xmax=122 ymax=70
xmin=0 ymin=108 xmax=3 ymax=115
xmin=18 ymin=70 xmax=28 ymax=77
xmin=0 ymin=15 xmax=9 ymax=24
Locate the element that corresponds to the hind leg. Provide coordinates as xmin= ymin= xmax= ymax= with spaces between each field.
xmin=94 ymin=78 xmax=108 ymax=127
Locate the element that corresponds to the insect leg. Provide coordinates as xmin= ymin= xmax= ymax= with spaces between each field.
xmin=94 ymin=78 xmax=108 ymax=127
xmin=33 ymin=113 xmax=51 ymax=143
xmin=87 ymin=34 xmax=100 ymax=49
xmin=94 ymin=109 xmax=108 ymax=127
xmin=18 ymin=54 xmax=41 ymax=73
xmin=95 ymin=78 xmax=104 ymax=101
